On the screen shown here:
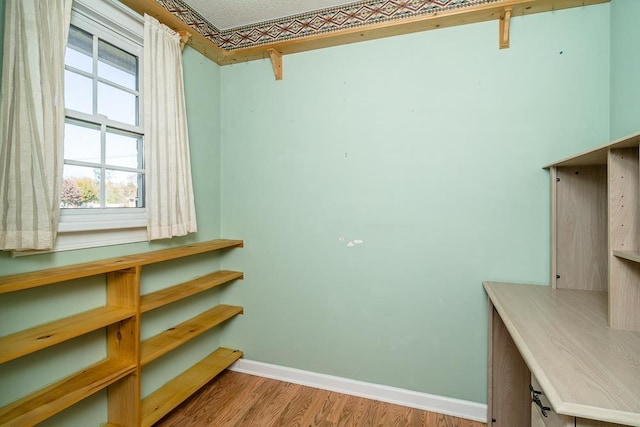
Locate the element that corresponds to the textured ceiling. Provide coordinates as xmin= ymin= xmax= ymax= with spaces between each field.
xmin=183 ymin=0 xmax=359 ymax=30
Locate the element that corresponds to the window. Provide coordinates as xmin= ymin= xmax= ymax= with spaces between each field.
xmin=64 ymin=25 xmax=143 ymax=211
xmin=56 ymin=0 xmax=146 ymax=251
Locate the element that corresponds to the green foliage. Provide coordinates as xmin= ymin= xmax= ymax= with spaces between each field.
xmin=76 ymin=177 xmax=99 ymax=205
xmin=62 ymin=175 xmax=139 ymax=208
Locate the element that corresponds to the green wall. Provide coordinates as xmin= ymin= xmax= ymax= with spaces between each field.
xmin=219 ymin=4 xmax=610 ymax=404
xmin=0 ymin=32 xmax=225 ymax=426
xmin=2 ymin=0 xmax=633 ymax=423
xmin=610 ymin=0 xmax=640 ymax=138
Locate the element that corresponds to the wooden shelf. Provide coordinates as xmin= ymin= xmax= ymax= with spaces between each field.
xmin=0 ymin=306 xmax=135 ymax=364
xmin=141 ymin=270 xmax=243 ymax=313
xmin=141 ymin=305 xmax=243 ymax=366
xmin=544 ymin=131 xmax=640 ymax=168
xmin=121 ymin=0 xmax=609 ymax=67
xmin=141 ymin=347 xmax=242 ymax=427
xmin=613 ymin=250 xmax=640 ymax=263
xmin=0 ymin=358 xmax=136 ymax=426
xmin=0 ymin=239 xmax=243 ymax=294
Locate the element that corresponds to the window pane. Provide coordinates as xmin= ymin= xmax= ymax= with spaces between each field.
xmin=66 ymin=26 xmax=93 ymax=73
xmin=65 ymin=71 xmax=93 ymax=114
xmin=64 ymin=121 xmax=101 ymax=164
xmin=106 ymin=130 xmax=142 ymax=168
xmin=105 ymin=170 xmax=143 ymax=208
xmin=62 ymin=165 xmax=101 ymax=208
xmin=97 ymin=82 xmax=137 ymax=125
xmin=98 ymin=39 xmax=137 ymax=90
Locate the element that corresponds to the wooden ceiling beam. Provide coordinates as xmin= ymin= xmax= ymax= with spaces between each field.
xmin=120 ymin=0 xmax=609 ymax=67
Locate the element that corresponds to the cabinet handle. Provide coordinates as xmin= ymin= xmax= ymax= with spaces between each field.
xmin=529 ymin=384 xmax=550 ymax=417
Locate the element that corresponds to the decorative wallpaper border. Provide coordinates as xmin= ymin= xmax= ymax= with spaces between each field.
xmin=156 ymin=0 xmax=502 ymax=51
xmin=155 ymin=0 xmax=222 ymax=46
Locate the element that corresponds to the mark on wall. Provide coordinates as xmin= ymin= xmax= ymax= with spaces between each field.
xmin=339 ymin=236 xmax=364 ymax=247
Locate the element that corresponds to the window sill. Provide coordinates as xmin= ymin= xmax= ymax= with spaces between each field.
xmin=12 ymin=227 xmax=148 ymax=257
xmin=12 ymin=209 xmax=148 ymax=257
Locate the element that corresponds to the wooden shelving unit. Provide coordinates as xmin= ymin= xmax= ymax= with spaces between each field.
xmin=546 ymin=132 xmax=640 ymax=330
xmin=0 ymin=239 xmax=244 ymax=426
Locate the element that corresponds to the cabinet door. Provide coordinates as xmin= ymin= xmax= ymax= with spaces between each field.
xmin=532 ymin=403 xmax=548 ymax=427
xmin=531 ymin=374 xmax=573 ymax=427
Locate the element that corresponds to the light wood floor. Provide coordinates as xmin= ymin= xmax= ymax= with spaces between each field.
xmin=155 ymin=370 xmax=487 ymax=427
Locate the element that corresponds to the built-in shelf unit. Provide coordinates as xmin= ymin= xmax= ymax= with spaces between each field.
xmin=0 ymin=239 xmax=243 ymax=426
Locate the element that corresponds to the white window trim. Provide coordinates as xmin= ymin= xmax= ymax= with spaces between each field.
xmin=73 ymin=0 xmax=144 ymax=46
xmin=59 ymin=208 xmax=147 ymax=232
xmin=13 ymin=227 xmax=148 ymax=257
xmin=14 ymin=0 xmax=148 ymax=256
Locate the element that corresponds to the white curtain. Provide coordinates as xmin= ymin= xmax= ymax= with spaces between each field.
xmin=144 ymin=15 xmax=197 ymax=240
xmin=0 ymin=0 xmax=72 ymax=251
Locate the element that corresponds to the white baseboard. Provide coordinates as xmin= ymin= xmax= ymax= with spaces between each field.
xmin=229 ymin=359 xmax=487 ymax=423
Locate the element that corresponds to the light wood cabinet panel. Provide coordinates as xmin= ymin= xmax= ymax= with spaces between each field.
xmin=488 ymin=306 xmax=530 ymax=427
xmin=608 ymin=148 xmax=640 ymax=330
xmin=554 ymin=165 xmax=607 ymax=291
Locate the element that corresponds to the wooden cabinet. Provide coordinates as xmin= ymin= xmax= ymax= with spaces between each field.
xmin=486 ymin=283 xmax=639 ymax=427
xmin=0 ymin=239 xmax=243 ymax=426
xmin=487 ymin=132 xmax=640 ymax=427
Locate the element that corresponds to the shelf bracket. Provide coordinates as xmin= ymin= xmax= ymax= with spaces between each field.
xmin=267 ymin=48 xmax=283 ymax=80
xmin=177 ymin=30 xmax=192 ymax=50
xmin=499 ymin=6 xmax=513 ymax=49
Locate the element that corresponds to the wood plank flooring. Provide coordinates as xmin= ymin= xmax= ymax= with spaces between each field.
xmin=154 ymin=370 xmax=486 ymax=427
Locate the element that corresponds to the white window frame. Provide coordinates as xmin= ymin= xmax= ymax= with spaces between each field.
xmin=54 ymin=0 xmax=146 ymax=253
